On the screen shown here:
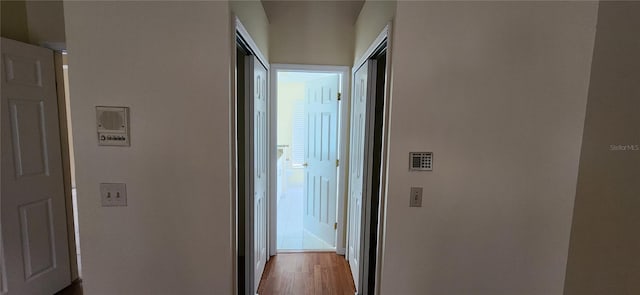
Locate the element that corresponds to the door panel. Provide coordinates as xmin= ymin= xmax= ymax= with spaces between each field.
xmin=3 ymin=54 xmax=43 ymax=87
xmin=347 ymin=61 xmax=376 ymax=292
xmin=303 ymin=75 xmax=339 ymax=247
xmin=1 ymin=38 xmax=71 ymax=295
xmin=19 ymin=199 xmax=56 ymax=280
xmin=9 ymin=100 xmax=49 ymax=177
xmin=245 ymin=56 xmax=268 ymax=295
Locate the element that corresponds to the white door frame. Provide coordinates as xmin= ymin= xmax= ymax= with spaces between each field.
xmin=0 ymin=39 xmax=5 ymax=294
xmin=231 ymin=16 xmax=270 ymax=295
xmin=348 ymin=23 xmax=393 ymax=295
xmin=269 ymin=64 xmax=350 ymax=255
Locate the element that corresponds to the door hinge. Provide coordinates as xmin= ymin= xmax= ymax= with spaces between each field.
xmin=337 ymin=92 xmax=342 ymax=101
xmin=336 ymin=159 xmax=339 ymax=167
xmin=334 ymin=222 xmax=338 ymax=230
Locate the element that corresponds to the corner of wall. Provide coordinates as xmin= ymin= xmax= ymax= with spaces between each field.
xmin=230 ymin=0 xmax=269 ymax=59
xmin=1 ymin=0 xmax=30 ymax=43
xmin=563 ymin=2 xmax=640 ymax=294
xmin=353 ymin=0 xmax=397 ymax=64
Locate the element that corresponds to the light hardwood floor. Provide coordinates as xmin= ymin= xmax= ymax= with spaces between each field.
xmin=258 ymin=253 xmax=356 ymax=295
xmin=55 ymin=280 xmax=82 ymax=295
xmin=55 ymin=253 xmax=355 ymax=295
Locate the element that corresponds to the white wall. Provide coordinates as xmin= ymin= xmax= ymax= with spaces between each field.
xmin=25 ymin=0 xmax=66 ymax=48
xmin=1 ymin=0 xmax=66 ymax=48
xmin=564 ymin=2 xmax=640 ymax=294
xmin=0 ymin=0 xmax=29 ymax=43
xmin=353 ymin=0 xmax=395 ymax=63
xmin=64 ymin=2 xmax=233 ymax=294
xmin=379 ymin=2 xmax=597 ymax=294
xmin=266 ymin=1 xmax=361 ymax=66
xmin=230 ymin=0 xmax=269 ymax=58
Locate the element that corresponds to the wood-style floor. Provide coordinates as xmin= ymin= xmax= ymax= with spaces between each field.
xmin=55 ymin=280 xmax=83 ymax=295
xmin=54 ymin=253 xmax=354 ymax=295
xmin=258 ymin=253 xmax=356 ymax=295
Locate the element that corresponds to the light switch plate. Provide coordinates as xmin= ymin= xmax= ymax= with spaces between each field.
xmin=100 ymin=183 xmax=127 ymax=207
xmin=410 ymin=187 xmax=423 ymax=207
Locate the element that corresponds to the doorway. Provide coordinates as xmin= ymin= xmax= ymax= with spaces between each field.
xmin=273 ymin=68 xmax=347 ymax=252
xmin=346 ymin=25 xmax=391 ymax=295
xmin=234 ymin=18 xmax=392 ymax=295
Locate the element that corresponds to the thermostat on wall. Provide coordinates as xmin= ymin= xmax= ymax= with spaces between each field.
xmin=96 ymin=106 xmax=130 ymax=146
xmin=409 ymin=152 xmax=433 ymax=171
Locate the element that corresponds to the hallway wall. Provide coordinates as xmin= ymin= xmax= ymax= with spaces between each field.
xmin=64 ymin=2 xmax=233 ymax=294
xmin=0 ymin=0 xmax=30 ymax=43
xmin=1 ymin=0 xmax=66 ymax=48
xmin=24 ymin=0 xmax=66 ymax=48
xmin=353 ymin=0 xmax=396 ymax=63
xmin=564 ymin=2 xmax=640 ymax=294
xmin=266 ymin=0 xmax=361 ymax=66
xmin=230 ymin=0 xmax=269 ymax=58
xmin=380 ymin=2 xmax=598 ymax=294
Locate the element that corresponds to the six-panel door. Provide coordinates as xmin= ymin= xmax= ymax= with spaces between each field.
xmin=348 ymin=62 xmax=371 ymax=290
xmin=1 ymin=38 xmax=71 ymax=295
xmin=303 ymin=75 xmax=340 ymax=248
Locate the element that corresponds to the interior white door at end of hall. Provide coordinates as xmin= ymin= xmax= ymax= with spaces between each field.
xmin=303 ymin=74 xmax=340 ymax=248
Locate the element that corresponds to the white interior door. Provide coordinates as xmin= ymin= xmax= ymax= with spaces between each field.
xmin=347 ymin=61 xmax=376 ymax=291
xmin=245 ymin=56 xmax=268 ymax=295
xmin=1 ymin=38 xmax=71 ymax=294
xmin=302 ymin=75 xmax=340 ymax=248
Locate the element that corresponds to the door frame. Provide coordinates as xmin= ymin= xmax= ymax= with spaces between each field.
xmin=0 ymin=39 xmax=4 ymax=294
xmin=269 ymin=64 xmax=350 ymax=255
xmin=231 ymin=16 xmax=270 ymax=295
xmin=53 ymin=51 xmax=80 ymax=282
xmin=348 ymin=23 xmax=393 ymax=295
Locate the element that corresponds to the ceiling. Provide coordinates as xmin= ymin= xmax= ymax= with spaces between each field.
xmin=260 ymin=0 xmax=365 ymax=25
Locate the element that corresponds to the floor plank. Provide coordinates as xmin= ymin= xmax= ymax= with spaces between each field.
xmin=258 ymin=253 xmax=356 ymax=295
xmin=55 ymin=280 xmax=83 ymax=295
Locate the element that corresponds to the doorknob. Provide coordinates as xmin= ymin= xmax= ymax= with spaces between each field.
xmin=303 ymin=162 xmax=309 ymax=167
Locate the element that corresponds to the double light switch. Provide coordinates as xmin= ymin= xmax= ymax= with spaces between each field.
xmin=100 ymin=183 xmax=127 ymax=207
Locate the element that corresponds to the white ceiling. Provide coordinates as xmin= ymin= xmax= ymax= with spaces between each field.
xmin=260 ymin=0 xmax=365 ymax=25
